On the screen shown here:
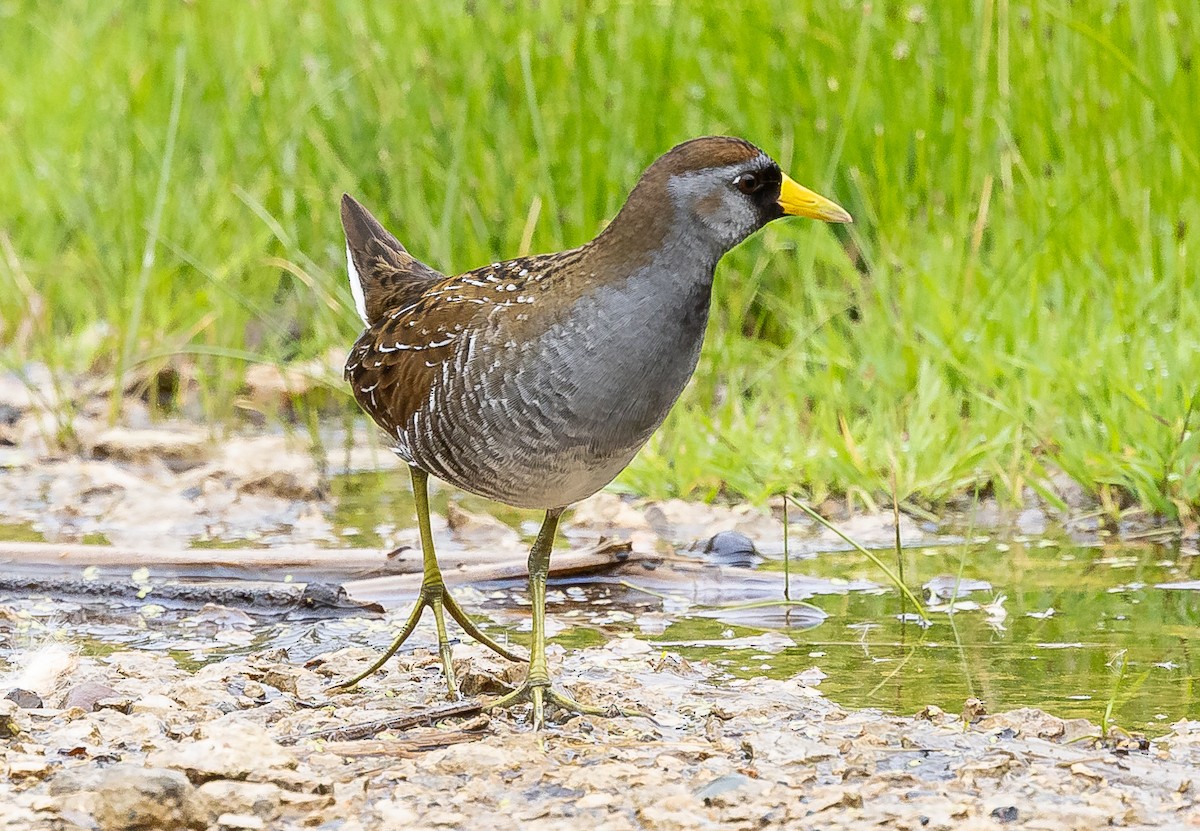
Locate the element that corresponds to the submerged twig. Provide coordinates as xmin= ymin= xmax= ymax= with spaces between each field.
xmin=280 ymin=700 xmax=482 ymax=744
xmin=320 ymin=730 xmax=484 ymax=757
xmin=713 ymin=598 xmax=826 ymax=615
xmin=618 ymin=580 xmax=824 ymax=617
xmin=618 ymin=580 xmax=683 ymax=603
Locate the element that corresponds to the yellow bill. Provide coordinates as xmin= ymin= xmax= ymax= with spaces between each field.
xmin=778 ymin=174 xmax=852 ymax=223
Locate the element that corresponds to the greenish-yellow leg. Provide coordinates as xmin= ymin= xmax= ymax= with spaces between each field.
xmin=332 ymin=467 xmax=521 ymax=697
xmin=484 ymin=508 xmax=623 ymax=729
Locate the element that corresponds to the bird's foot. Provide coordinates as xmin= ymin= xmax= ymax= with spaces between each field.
xmin=329 ymin=582 xmax=521 ymax=696
xmin=484 ymin=678 xmax=638 ymax=730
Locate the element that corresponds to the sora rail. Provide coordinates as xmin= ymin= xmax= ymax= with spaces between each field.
xmin=338 ymin=136 xmax=850 ymax=727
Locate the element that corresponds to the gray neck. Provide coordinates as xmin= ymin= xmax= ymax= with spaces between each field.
xmin=652 ymin=218 xmax=726 ymax=282
xmin=548 ymin=226 xmax=720 ymax=450
xmin=631 ymin=222 xmax=721 ymax=338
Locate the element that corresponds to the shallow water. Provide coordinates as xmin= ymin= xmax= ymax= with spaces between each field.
xmin=442 ymin=539 xmax=1198 ymax=734
xmin=2 ymin=471 xmax=1198 ymax=736
xmin=685 ymin=541 xmax=1199 ymax=730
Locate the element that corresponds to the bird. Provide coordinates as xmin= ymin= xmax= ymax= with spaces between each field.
xmin=337 ymin=136 xmax=851 ymax=727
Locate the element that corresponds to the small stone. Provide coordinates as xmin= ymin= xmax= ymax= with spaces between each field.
xmin=576 ymin=792 xmax=614 ymax=810
xmin=278 ymin=791 xmax=334 ymax=813
xmin=196 ymin=781 xmax=282 ymax=821
xmin=0 ymin=401 xmax=22 ymax=425
xmin=148 ymin=721 xmax=297 ymax=782
xmin=7 ymin=756 xmax=53 ymax=779
xmin=131 ymin=693 xmax=180 ymax=715
xmin=52 ymin=764 xmax=207 ymax=831
xmin=430 ymin=741 xmax=510 ymax=774
xmin=0 ymin=698 xmax=25 ymax=738
xmin=446 ymin=501 xmax=521 ymax=549
xmin=64 ymin=681 xmax=121 ymax=712
xmin=241 ymin=361 xmax=330 ymax=409
xmin=455 ymin=660 xmax=513 ymax=697
xmin=962 ymin=697 xmax=988 ymax=722
xmin=4 ymin=688 xmax=42 ymax=708
xmin=694 ymin=772 xmax=755 ymax=804
xmin=216 ymin=812 xmax=266 ymax=830
xmin=48 ymin=767 xmax=103 ymax=795
xmin=95 ymin=696 xmax=134 ymax=713
xmin=977 ymin=707 xmax=1073 ymax=740
xmin=186 ymin=604 xmax=257 ymax=628
xmin=990 ymin=806 xmax=1019 ymax=823
xmin=1046 ymin=467 xmax=1092 ymax=510
xmin=167 ymin=678 xmax=237 ymax=711
xmin=375 ymin=798 xmax=420 ymax=824
xmin=262 ymin=668 xmax=301 ymax=696
xmin=606 ymin=637 xmax=653 ymax=656
xmin=242 ymin=681 xmax=266 ymax=699
xmin=701 ymin=530 xmax=759 ymax=567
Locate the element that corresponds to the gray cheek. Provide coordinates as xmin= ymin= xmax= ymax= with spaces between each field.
xmin=668 ymin=175 xmax=760 ymax=251
xmin=707 ymin=195 xmax=759 ymax=247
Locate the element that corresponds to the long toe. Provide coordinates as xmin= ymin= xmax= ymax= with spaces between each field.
xmin=484 ymin=680 xmax=633 ymax=728
xmin=441 ymin=590 xmax=524 ymax=663
xmin=329 ymin=592 xmax=429 ymax=690
xmin=429 ymin=595 xmax=462 ymax=699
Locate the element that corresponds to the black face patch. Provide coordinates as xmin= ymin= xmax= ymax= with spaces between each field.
xmin=735 ymin=162 xmax=785 ymax=223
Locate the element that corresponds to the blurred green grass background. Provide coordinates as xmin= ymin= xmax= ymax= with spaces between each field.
xmin=1 ymin=1 xmax=1198 ymax=516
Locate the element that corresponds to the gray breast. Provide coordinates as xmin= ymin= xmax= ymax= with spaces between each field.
xmin=405 ymin=266 xmax=715 ymax=509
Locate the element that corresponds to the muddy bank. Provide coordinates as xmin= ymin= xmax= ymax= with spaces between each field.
xmin=2 ymin=404 xmax=1199 ymax=829
xmin=1 ymin=641 xmax=1197 ymax=830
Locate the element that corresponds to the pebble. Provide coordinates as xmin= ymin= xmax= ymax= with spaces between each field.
xmin=51 ymin=764 xmax=207 ymax=831
xmin=606 ymin=637 xmax=653 ymax=656
xmin=131 ymin=693 xmax=180 ymax=715
xmin=0 ymin=698 xmax=26 ymax=738
xmin=701 ymin=530 xmax=759 ymax=567
xmin=148 ymin=721 xmax=297 ymax=780
xmin=4 ymin=688 xmax=43 ymax=708
xmin=196 ymin=781 xmax=282 ymax=821
xmin=573 ymin=791 xmax=614 ymax=810
xmin=64 ymin=681 xmax=121 ymax=712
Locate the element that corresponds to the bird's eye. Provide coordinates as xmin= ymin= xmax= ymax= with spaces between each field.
xmin=735 ymin=173 xmax=762 ymax=194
